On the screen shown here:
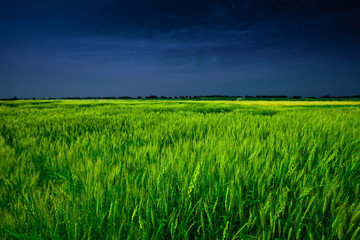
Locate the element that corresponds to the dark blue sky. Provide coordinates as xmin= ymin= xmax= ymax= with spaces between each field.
xmin=1 ymin=0 xmax=360 ymax=98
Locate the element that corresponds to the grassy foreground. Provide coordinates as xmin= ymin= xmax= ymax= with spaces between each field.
xmin=1 ymin=100 xmax=360 ymax=239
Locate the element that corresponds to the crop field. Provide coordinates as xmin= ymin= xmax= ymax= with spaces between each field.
xmin=1 ymin=100 xmax=360 ymax=240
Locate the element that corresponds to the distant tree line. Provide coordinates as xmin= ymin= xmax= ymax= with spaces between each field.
xmin=2 ymin=95 xmax=360 ymax=101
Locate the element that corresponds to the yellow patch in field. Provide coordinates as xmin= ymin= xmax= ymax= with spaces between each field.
xmin=216 ymin=100 xmax=360 ymax=107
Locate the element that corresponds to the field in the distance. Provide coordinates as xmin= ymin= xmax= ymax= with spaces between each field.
xmin=1 ymin=100 xmax=360 ymax=239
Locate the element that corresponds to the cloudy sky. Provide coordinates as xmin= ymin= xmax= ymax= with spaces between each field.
xmin=1 ymin=0 xmax=360 ymax=98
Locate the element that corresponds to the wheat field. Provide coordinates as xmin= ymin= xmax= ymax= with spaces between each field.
xmin=1 ymin=100 xmax=360 ymax=239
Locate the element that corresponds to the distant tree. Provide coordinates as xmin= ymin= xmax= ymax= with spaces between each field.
xmin=145 ymin=95 xmax=158 ymax=99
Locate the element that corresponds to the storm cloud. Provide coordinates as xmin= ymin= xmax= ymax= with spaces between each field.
xmin=1 ymin=0 xmax=360 ymax=98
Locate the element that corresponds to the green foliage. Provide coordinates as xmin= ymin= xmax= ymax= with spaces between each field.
xmin=1 ymin=100 xmax=360 ymax=239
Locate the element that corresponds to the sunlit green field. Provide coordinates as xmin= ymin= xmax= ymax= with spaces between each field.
xmin=1 ymin=100 xmax=360 ymax=240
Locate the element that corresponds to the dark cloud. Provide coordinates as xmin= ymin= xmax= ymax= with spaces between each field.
xmin=1 ymin=0 xmax=360 ymax=98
